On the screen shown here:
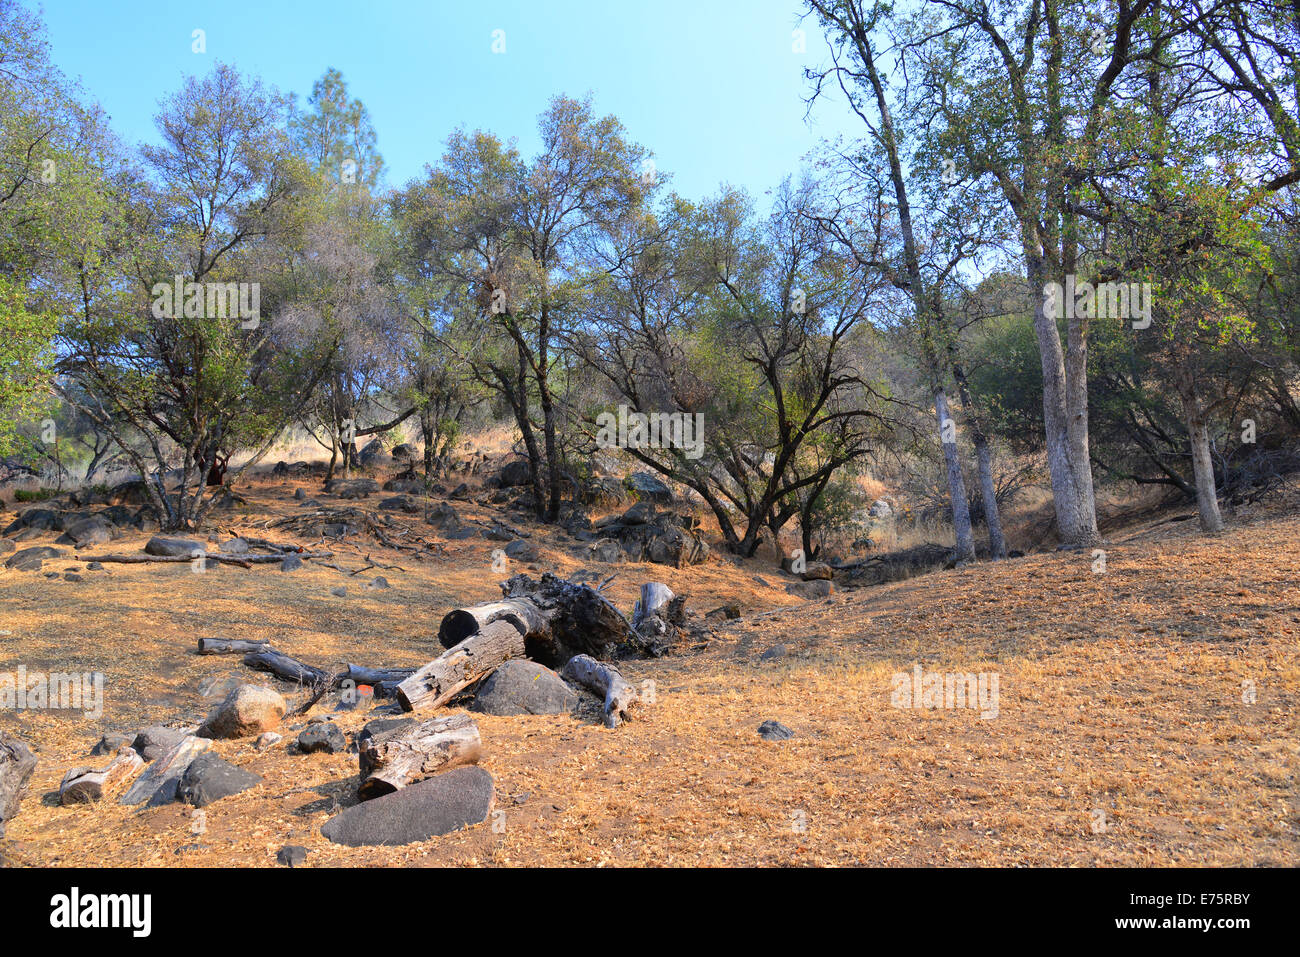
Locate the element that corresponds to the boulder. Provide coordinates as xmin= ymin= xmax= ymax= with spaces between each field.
xmin=786 ymin=579 xmax=833 ymax=600
xmin=55 ymin=516 xmax=113 ymax=548
xmin=198 ymin=685 xmax=286 ymax=739
xmin=757 ymin=720 xmax=795 ymax=741
xmin=280 ymin=553 xmax=303 ymax=572
xmin=119 ymin=736 xmax=212 ymax=806
xmin=324 ymin=477 xmax=379 ymax=499
xmin=4 ymin=545 xmax=64 ymax=571
xmin=497 ymin=459 xmax=532 ymax=488
xmin=469 ymin=660 xmax=579 ymax=716
xmin=378 ymin=495 xmax=421 ymax=513
xmin=382 ymin=477 xmax=425 ymax=494
xmin=176 ymin=752 xmax=262 ymax=807
xmin=276 ymin=845 xmax=310 ymax=867
xmin=320 ymin=766 xmax=495 ymax=847
xmin=358 ymin=438 xmax=386 ymax=466
xmin=503 ymin=539 xmax=540 ymax=563
xmin=623 ymin=471 xmax=673 ymax=504
xmin=296 ymin=723 xmax=346 ymax=755
xmin=132 ymin=725 xmax=188 ymax=761
xmin=145 ymin=535 xmax=203 ymax=558
xmin=390 ymin=443 xmax=417 ymax=461
xmin=802 ymin=562 xmax=834 ymax=582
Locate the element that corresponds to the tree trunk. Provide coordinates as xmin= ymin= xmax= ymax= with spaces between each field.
xmin=357 ymin=714 xmax=482 ymax=800
xmin=241 ymin=649 xmax=336 ymax=688
xmin=0 ymin=732 xmax=38 ymax=839
xmin=396 ymin=619 xmax=526 ymax=712
xmin=59 ymin=747 xmax=144 ymax=805
xmin=936 ymin=389 xmax=977 ymax=562
xmin=949 ymin=352 xmax=1007 ymax=558
xmin=1178 ymin=378 xmax=1225 ymax=533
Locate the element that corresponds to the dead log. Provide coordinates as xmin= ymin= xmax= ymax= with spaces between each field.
xmin=630 ymin=582 xmax=687 ymax=657
xmin=438 ymin=572 xmax=638 ymax=663
xmin=197 ymin=638 xmax=271 ymax=656
xmin=0 ymin=732 xmax=38 ymax=838
xmin=438 ymin=599 xmax=550 ymax=649
xmin=241 ymin=649 xmax=336 ymax=688
xmin=396 ymin=619 xmax=526 ymax=712
xmin=79 ymin=551 xmax=333 ymax=566
xmin=345 ymin=664 xmax=415 ymax=686
xmin=59 ymin=747 xmax=144 ymax=805
xmin=357 ymin=714 xmax=482 ymax=800
xmin=561 ymin=654 xmax=638 ymax=729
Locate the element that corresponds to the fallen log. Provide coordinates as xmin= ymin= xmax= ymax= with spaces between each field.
xmin=396 ymin=619 xmax=526 ymax=712
xmin=438 ymin=572 xmax=637 ymax=663
xmin=197 ymin=638 xmax=272 ymax=656
xmin=241 ymin=649 xmax=336 ymax=688
xmin=561 ymin=654 xmax=638 ymax=729
xmin=345 ymin=664 xmax=416 ymax=686
xmin=59 ymin=747 xmax=144 ymax=805
xmin=0 ymin=732 xmax=38 ymax=838
xmin=79 ymin=551 xmax=333 ymax=566
xmin=357 ymin=714 xmax=482 ymax=800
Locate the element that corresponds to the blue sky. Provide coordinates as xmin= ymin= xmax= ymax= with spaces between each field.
xmin=39 ymin=0 xmax=863 ymax=202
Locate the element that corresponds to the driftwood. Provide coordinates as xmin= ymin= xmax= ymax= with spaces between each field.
xmin=438 ymin=599 xmax=550 ymax=649
xmin=396 ymin=619 xmax=526 ymax=712
xmin=59 ymin=747 xmax=144 ymax=805
xmin=357 ymin=714 xmax=482 ymax=800
xmin=345 ymin=664 xmax=415 ymax=686
xmin=632 ymin=582 xmax=675 ymax=626
xmin=198 ymin=638 xmax=271 ymax=656
xmin=562 ymin=654 xmax=638 ymax=729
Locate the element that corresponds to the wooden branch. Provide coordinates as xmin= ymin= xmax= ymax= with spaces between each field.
xmin=59 ymin=747 xmax=144 ymax=805
xmin=356 ymin=714 xmax=482 ymax=800
xmin=241 ymin=649 xmax=336 ymax=687
xmin=438 ymin=598 xmax=551 ymax=649
xmin=561 ymin=654 xmax=638 ymax=729
xmin=197 ymin=638 xmax=271 ymax=656
xmin=396 ymin=619 xmax=526 ymax=712
xmin=79 ymin=551 xmax=333 ymax=566
xmin=631 ymin=582 xmax=675 ymax=628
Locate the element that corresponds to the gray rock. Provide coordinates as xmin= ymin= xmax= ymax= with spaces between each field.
xmin=320 ymin=766 xmax=495 ymax=846
xmin=470 ymin=660 xmax=579 ymax=716
xmin=91 ymin=733 xmax=134 ymax=756
xmin=297 ymin=723 xmax=346 ymax=754
xmin=503 ymin=539 xmax=540 ymax=562
xmin=176 ymin=752 xmax=262 ymax=807
xmin=497 ymin=459 xmax=531 ymax=487
xmin=366 ymin=576 xmax=390 ymax=590
xmin=759 ymin=644 xmax=788 ymax=661
xmin=120 ymin=736 xmax=212 ymax=806
xmin=55 ymin=517 xmax=112 ymax=548
xmin=379 ymin=495 xmax=420 ymax=512
xmin=331 ymin=586 xmax=348 ymax=598
xmin=786 ymin=579 xmax=833 ymax=599
xmin=757 ymin=720 xmax=795 ymax=741
xmin=132 ymin=725 xmax=188 ymax=761
xmin=4 ymin=545 xmax=64 ymax=571
xmin=325 ymin=478 xmax=379 ymax=499
xmin=280 ymin=553 xmax=303 ymax=572
xmin=276 ymin=845 xmax=310 ymax=867
xmin=624 ymin=471 xmax=673 ymax=504
xmin=223 ymin=537 xmax=250 ymax=554
xmin=145 ymin=535 xmax=203 ymax=558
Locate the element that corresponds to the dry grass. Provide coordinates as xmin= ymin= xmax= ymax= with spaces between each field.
xmin=0 ymin=473 xmax=1296 ymax=867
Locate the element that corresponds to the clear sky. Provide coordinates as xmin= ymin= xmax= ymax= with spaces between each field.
xmin=39 ymin=0 xmax=863 ymax=202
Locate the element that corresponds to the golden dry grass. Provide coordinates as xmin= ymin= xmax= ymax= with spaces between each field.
xmin=0 ymin=474 xmax=1296 ymax=867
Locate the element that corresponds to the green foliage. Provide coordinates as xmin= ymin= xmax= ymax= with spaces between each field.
xmin=0 ymin=275 xmax=56 ymax=455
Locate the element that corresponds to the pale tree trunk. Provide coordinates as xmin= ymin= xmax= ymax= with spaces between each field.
xmin=1176 ymin=370 xmax=1225 ymax=533
xmin=936 ymin=390 xmax=976 ymax=562
xmin=1027 ymin=255 xmax=1101 ymax=548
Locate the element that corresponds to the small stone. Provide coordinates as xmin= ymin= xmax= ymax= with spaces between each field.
xmin=91 ymin=733 xmax=133 ymax=756
xmin=330 ymin=586 xmax=347 ymax=598
xmin=757 ymin=720 xmax=795 ymax=741
xmin=296 ymin=723 xmax=346 ymax=754
xmin=759 ymin=644 xmax=787 ymax=661
xmin=366 ymin=576 xmax=390 ymax=590
xmin=280 ymin=553 xmax=303 ymax=572
xmin=276 ymin=845 xmax=310 ymax=867
xmin=255 ymin=732 xmax=283 ymax=751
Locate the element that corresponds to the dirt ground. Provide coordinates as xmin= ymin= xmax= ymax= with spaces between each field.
xmin=0 ymin=474 xmax=1296 ymax=867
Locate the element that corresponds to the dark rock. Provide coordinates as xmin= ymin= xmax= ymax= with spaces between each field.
xmin=470 ymin=660 xmax=578 ymax=716
xmin=359 ymin=438 xmax=386 ymax=466
xmin=222 ymin=537 xmax=250 ymax=554
xmin=131 ymin=726 xmax=187 ymax=761
xmin=276 ymin=845 xmax=310 ymax=867
xmin=802 ymin=562 xmax=833 ymax=582
xmin=296 ymin=723 xmax=346 ymax=754
xmin=382 ymin=477 xmax=425 ymax=494
xmin=64 ymin=572 xmax=83 ymax=582
xmin=503 ymin=539 xmax=540 ymax=562
xmin=757 ymin=720 xmax=795 ymax=741
xmin=391 ymin=443 xmax=416 ymax=461
xmin=427 ymin=502 xmax=461 ymax=532
xmin=449 ymin=482 xmax=471 ymax=500
xmin=366 ymin=576 xmax=390 ymax=590
xmin=145 ymin=535 xmax=203 ymax=558
xmin=588 ymin=540 xmax=626 ymax=564
xmin=379 ymin=495 xmax=421 ymax=512
xmin=624 ymin=471 xmax=673 ymax=504
xmin=294 ymin=487 xmax=307 ymax=500
xmin=280 ymin=553 xmax=303 ymax=572
xmin=176 ymin=752 xmax=262 ymax=807
xmin=497 ymin=459 xmax=532 ymax=487
xmin=759 ymin=644 xmax=787 ymax=661
xmin=4 ymin=545 xmax=64 ymax=571
xmin=320 ymin=766 xmax=495 ymax=846
xmin=55 ymin=516 xmax=112 ymax=548
xmin=786 ymin=579 xmax=833 ymax=599
xmin=91 ymin=733 xmax=134 ymax=756
xmin=324 ymin=478 xmax=379 ymax=499
xmin=86 ymin=561 xmax=104 ymax=570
